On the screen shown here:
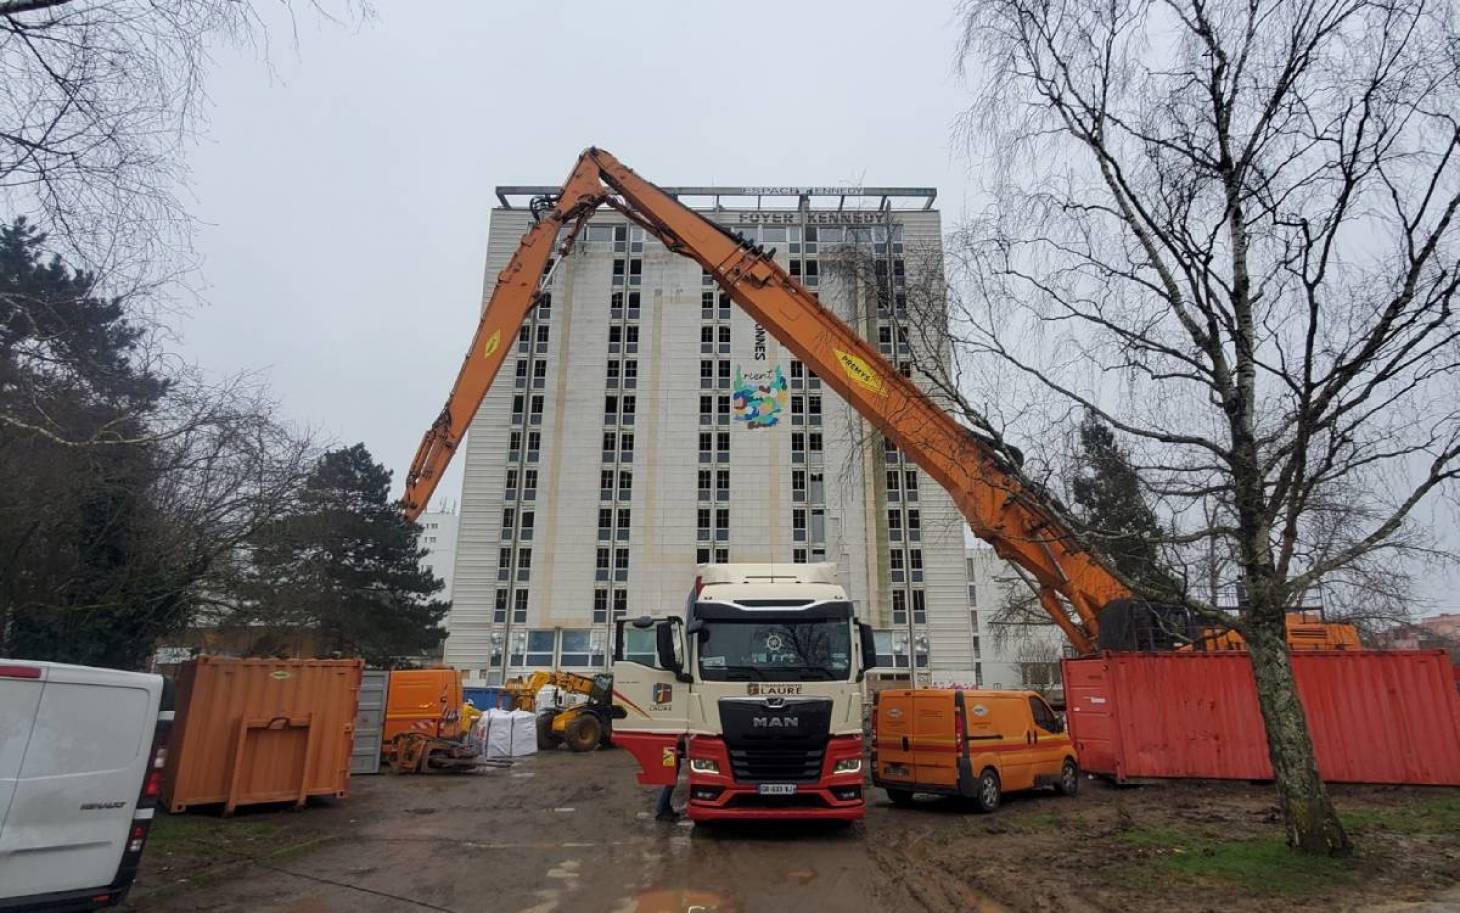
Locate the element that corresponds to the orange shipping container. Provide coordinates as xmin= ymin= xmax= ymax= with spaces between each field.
xmin=163 ymin=656 xmax=363 ymax=813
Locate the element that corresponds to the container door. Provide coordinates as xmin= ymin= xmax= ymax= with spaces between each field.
xmin=912 ymin=691 xmax=959 ymax=790
xmin=873 ymin=691 xmax=916 ymax=785
xmin=0 ymin=671 xmax=158 ymax=899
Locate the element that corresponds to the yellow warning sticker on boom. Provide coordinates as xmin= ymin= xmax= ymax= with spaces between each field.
xmin=482 ymin=329 xmax=501 ymax=359
xmin=835 ymin=349 xmax=887 ymax=396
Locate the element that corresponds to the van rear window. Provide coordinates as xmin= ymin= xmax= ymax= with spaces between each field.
xmin=19 ymin=683 xmax=149 ymax=777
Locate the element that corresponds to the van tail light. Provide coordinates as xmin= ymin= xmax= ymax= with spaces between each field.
xmin=0 ymin=664 xmax=41 ymax=679
xmin=954 ymin=708 xmax=966 ymax=754
xmin=143 ymin=769 xmax=163 ymax=798
xmin=126 ymin=824 xmax=146 ymax=854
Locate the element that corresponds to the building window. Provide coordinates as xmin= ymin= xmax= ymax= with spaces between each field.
xmin=616 ymin=508 xmax=631 ymax=540
xmin=513 ymin=589 xmax=529 ymax=623
xmin=602 ymin=432 xmax=617 ymax=462
xmin=792 ymin=469 xmax=806 ymax=500
xmin=614 ymin=547 xmax=630 ymax=581
xmin=793 ymin=548 xmax=808 ymax=563
xmin=522 ymin=469 xmax=537 ymax=500
xmin=613 ymin=589 xmax=628 ymax=620
xmin=517 ymin=547 xmax=532 ymax=581
xmin=598 ymin=507 xmax=613 ymax=540
xmin=560 ymin=629 xmax=592 ymax=667
xmin=714 ymin=507 xmax=730 ymax=542
xmin=808 ymin=432 xmax=822 ymax=453
xmin=910 ymin=548 xmax=924 ymax=582
xmin=716 ymin=431 xmax=730 ymax=463
xmin=701 ymin=325 xmax=714 ymax=353
xmin=619 ymin=470 xmax=632 ymax=497
xmin=594 ymin=589 xmax=609 ymax=624
xmin=698 ymin=469 xmax=712 ymax=500
xmin=892 ymin=589 xmax=908 ymax=625
xmin=523 ymin=629 xmax=554 ymax=666
xmin=715 ymin=469 xmax=729 ymax=500
xmin=700 ymin=394 xmax=713 ymax=425
xmin=601 ymin=469 xmax=614 ymax=500
xmin=596 ymin=547 xmax=610 ymax=581
xmin=697 ymin=507 xmax=711 ymax=542
xmin=502 ymin=507 xmax=516 ymax=538
xmin=792 ymin=508 xmax=807 ymax=541
xmin=620 ymin=433 xmax=634 ymax=458
xmin=498 ymin=546 xmax=512 ymax=582
xmin=890 ymin=549 xmax=906 ymax=584
xmin=520 ymin=510 xmax=534 ymax=540
xmin=912 ymin=589 xmax=927 ymax=624
xmin=904 ymin=470 xmax=919 ymax=500
xmin=494 ymin=589 xmax=508 ymax=623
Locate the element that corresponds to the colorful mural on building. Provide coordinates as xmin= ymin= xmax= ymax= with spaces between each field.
xmin=732 ymin=365 xmax=788 ymax=428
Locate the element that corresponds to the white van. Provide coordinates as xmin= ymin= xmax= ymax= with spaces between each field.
xmin=0 ymin=660 xmax=171 ymax=912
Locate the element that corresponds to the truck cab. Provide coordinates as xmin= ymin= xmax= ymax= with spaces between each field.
xmin=611 ymin=563 xmax=878 ymax=822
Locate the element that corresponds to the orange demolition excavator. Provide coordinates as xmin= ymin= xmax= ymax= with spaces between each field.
xmin=400 ymin=147 xmax=1356 ymax=655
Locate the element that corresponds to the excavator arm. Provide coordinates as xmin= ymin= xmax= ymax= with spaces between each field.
xmin=401 ymin=148 xmax=1131 ymax=654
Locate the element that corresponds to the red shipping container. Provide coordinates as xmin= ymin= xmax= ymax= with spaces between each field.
xmin=1063 ymin=650 xmax=1460 ymax=785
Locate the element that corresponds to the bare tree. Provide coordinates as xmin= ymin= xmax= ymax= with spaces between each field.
xmin=949 ymin=0 xmax=1460 ymax=854
xmin=1 ymin=0 xmax=367 ymax=287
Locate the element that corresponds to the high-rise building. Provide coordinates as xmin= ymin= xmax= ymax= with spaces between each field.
xmin=444 ymin=185 xmax=979 ymax=686
xmin=418 ymin=509 xmax=459 ymax=604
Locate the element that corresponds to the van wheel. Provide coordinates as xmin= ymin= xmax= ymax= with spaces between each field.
xmin=565 ymin=714 xmax=603 ymax=753
xmin=1055 ymin=758 xmax=1080 ymax=796
xmin=973 ymin=769 xmax=1001 ymax=812
xmin=886 ymin=788 xmax=915 ymax=807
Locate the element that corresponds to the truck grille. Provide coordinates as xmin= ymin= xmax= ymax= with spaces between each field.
xmin=718 ymin=697 xmax=833 ymax=785
xmin=728 ymin=746 xmax=825 ymax=783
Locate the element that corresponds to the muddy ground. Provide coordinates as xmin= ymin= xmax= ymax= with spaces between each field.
xmin=125 ymin=749 xmax=1460 ymax=913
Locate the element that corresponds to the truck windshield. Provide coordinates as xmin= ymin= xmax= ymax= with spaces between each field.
xmin=696 ymin=619 xmax=852 ymax=682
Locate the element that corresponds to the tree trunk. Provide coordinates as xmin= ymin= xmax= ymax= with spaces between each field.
xmin=1244 ymin=619 xmax=1351 ymax=855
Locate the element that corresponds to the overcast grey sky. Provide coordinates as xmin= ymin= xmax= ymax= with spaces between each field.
xmin=176 ymin=1 xmax=1457 ymax=611
xmin=181 ymin=0 xmax=976 ymax=504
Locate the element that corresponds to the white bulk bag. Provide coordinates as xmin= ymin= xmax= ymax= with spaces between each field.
xmin=480 ymin=708 xmax=538 ymax=758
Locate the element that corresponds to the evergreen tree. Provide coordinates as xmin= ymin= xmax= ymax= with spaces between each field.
xmin=0 ymin=217 xmax=183 ymax=668
xmin=246 ymin=444 xmax=447 ymax=665
xmin=1070 ymin=412 xmax=1175 ymax=593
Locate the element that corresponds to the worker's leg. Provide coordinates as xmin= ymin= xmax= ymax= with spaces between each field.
xmin=654 ymin=783 xmax=675 ymax=819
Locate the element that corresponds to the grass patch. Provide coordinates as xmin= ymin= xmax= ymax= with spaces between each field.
xmin=1339 ymin=795 xmax=1460 ymax=836
xmin=1120 ymin=825 xmax=1353 ymax=895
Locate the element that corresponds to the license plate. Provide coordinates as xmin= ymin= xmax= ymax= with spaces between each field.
xmin=884 ymin=763 xmax=911 ymax=777
xmin=757 ymin=783 xmax=797 ymax=795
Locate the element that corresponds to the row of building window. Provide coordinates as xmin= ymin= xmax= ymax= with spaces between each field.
xmin=696 ymin=507 xmax=731 ymax=542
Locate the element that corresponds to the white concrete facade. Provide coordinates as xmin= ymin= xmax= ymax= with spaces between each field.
xmin=952 ymin=547 xmax=1067 ymax=699
xmin=418 ymin=510 xmax=459 ymax=605
xmin=444 ymin=191 xmax=975 ymax=685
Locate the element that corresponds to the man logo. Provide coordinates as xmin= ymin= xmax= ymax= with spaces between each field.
xmin=653 ymin=683 xmax=673 ymax=705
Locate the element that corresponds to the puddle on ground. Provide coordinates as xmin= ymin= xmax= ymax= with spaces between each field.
xmin=613 ymin=889 xmax=735 ymax=913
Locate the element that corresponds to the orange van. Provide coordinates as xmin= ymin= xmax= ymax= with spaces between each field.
xmin=382 ymin=668 xmax=465 ymax=753
xmin=872 ymin=689 xmax=1079 ymax=811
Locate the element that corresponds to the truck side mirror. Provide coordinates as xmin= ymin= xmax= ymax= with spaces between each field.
xmin=856 ymin=621 xmax=879 ymax=682
xmin=655 ymin=623 xmax=683 ymax=676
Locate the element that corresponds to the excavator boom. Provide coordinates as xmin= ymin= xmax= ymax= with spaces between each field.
xmin=402 ymin=148 xmax=1131 ymax=653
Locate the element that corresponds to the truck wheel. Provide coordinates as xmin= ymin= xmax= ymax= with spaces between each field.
xmin=1055 ymin=758 xmax=1080 ymax=796
xmin=973 ymin=769 xmax=1001 ymax=812
xmin=886 ymin=788 xmax=915 ymax=807
xmin=565 ymin=714 xmax=603 ymax=753
xmin=537 ymin=711 xmax=562 ymax=750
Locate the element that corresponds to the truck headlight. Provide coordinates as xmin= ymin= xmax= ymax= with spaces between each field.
xmin=834 ymin=758 xmax=862 ymax=774
xmin=689 ymin=758 xmax=720 ymax=774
